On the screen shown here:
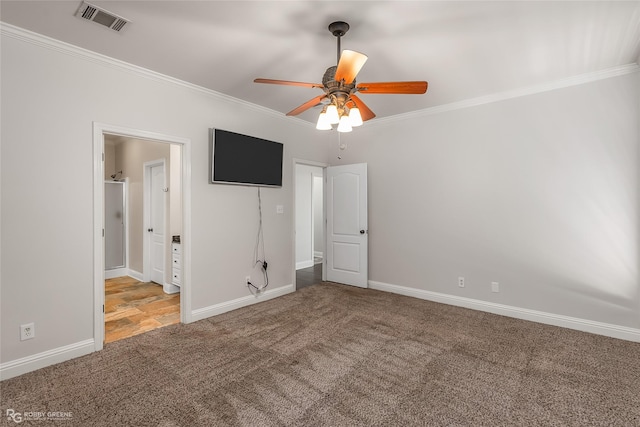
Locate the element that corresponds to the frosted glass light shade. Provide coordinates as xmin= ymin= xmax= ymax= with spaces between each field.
xmin=316 ymin=111 xmax=332 ymax=130
xmin=326 ymin=104 xmax=340 ymax=124
xmin=349 ymin=107 xmax=363 ymax=127
xmin=337 ymin=115 xmax=352 ymax=133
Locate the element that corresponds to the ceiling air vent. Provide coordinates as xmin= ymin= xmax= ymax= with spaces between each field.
xmin=75 ymin=1 xmax=129 ymax=32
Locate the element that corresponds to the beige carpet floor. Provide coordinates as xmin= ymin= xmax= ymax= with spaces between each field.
xmin=1 ymin=282 xmax=639 ymax=426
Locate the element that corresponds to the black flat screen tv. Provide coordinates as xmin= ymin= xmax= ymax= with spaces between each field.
xmin=210 ymin=129 xmax=283 ymax=187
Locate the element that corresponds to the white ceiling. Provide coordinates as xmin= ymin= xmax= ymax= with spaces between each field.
xmin=2 ymin=1 xmax=639 ymax=123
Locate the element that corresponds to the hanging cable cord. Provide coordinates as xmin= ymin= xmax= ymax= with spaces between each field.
xmin=248 ymin=187 xmax=269 ymax=295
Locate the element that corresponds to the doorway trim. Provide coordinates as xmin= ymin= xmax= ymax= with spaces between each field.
xmin=93 ymin=122 xmax=192 ymax=352
xmin=292 ymin=158 xmax=329 ymax=289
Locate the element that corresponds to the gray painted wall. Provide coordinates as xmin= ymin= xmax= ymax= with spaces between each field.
xmin=335 ymin=72 xmax=640 ymax=329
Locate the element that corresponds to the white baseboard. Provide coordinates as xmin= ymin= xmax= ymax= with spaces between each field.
xmin=368 ymin=280 xmax=640 ymax=343
xmin=314 ymin=251 xmax=324 ymax=259
xmin=163 ymin=282 xmax=180 ymax=294
xmin=0 ymin=339 xmax=95 ymax=381
xmin=127 ymin=269 xmax=144 ymax=282
xmin=191 ymin=284 xmax=295 ymax=322
xmin=104 ymin=267 xmax=127 ymax=279
xmin=296 ymin=260 xmax=314 ymax=270
xmin=103 ymin=268 xmax=144 ymax=281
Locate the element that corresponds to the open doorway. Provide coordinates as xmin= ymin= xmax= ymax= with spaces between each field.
xmin=295 ymin=162 xmax=326 ymax=290
xmin=103 ymin=136 xmax=181 ymax=343
xmin=294 ymin=160 xmax=369 ymax=290
xmin=94 ymin=123 xmax=191 ymax=351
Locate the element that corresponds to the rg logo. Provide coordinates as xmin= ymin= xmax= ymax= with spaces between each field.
xmin=6 ymin=409 xmax=22 ymax=423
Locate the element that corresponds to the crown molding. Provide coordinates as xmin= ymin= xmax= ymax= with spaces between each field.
xmin=370 ymin=63 xmax=640 ymax=127
xmin=0 ymin=22 xmax=311 ymax=127
xmin=2 ymin=22 xmax=636 ymax=130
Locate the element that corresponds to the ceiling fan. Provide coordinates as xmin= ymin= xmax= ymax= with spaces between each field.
xmin=254 ymin=21 xmax=428 ymax=132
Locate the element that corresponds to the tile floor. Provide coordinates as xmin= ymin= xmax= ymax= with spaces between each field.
xmin=105 ymin=276 xmax=180 ymax=343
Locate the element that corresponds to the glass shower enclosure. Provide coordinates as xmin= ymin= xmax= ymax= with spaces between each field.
xmin=105 ymin=181 xmax=126 ymax=270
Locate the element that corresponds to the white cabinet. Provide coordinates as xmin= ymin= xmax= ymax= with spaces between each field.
xmin=163 ymin=241 xmax=181 ymax=294
xmin=171 ymin=242 xmax=181 ymax=286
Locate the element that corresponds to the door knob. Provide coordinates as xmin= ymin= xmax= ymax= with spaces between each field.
xmin=148 ymin=228 xmax=153 ymax=232
xmin=360 ymin=229 xmax=366 ymax=234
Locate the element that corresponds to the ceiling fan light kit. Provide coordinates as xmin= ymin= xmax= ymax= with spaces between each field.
xmin=325 ymin=104 xmax=340 ymax=124
xmin=316 ymin=107 xmax=333 ymax=130
xmin=254 ymin=21 xmax=428 ymax=132
xmin=349 ymin=106 xmax=363 ymax=127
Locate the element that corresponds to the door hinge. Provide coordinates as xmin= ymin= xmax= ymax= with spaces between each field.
xmin=102 ymin=152 xmax=105 ymax=162
xmin=103 ymin=304 xmax=105 ymax=313
xmin=102 ymin=228 xmax=105 ymax=237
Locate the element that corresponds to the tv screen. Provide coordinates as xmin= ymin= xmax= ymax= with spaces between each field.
xmin=210 ymin=129 xmax=283 ymax=187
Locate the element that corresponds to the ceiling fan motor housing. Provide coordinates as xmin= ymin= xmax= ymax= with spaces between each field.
xmin=323 ymin=66 xmax=356 ymax=93
xmin=322 ymin=66 xmax=339 ymax=87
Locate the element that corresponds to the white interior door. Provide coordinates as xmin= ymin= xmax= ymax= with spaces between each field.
xmin=148 ymin=162 xmax=165 ymax=284
xmin=326 ymin=163 xmax=368 ymax=288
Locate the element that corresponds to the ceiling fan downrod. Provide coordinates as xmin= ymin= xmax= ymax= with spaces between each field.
xmin=328 ymin=21 xmax=350 ymax=65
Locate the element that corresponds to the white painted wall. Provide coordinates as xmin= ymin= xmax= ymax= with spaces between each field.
xmin=104 ymin=142 xmax=116 ymax=180
xmin=0 ymin=28 xmax=333 ymax=367
xmin=336 ymin=71 xmax=640 ymax=330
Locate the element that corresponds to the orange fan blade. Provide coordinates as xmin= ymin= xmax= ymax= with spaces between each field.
xmin=334 ymin=50 xmax=368 ymax=84
xmin=286 ymin=94 xmax=327 ymax=116
xmin=349 ymin=94 xmax=376 ymax=121
xmin=254 ymin=78 xmax=323 ymax=89
xmin=357 ymin=81 xmax=428 ymax=94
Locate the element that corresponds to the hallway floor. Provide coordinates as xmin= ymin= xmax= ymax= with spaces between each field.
xmin=296 ymin=262 xmax=323 ymax=290
xmin=105 ymin=276 xmax=180 ymax=343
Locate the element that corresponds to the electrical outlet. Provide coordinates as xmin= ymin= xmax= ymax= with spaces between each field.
xmin=20 ymin=323 xmax=35 ymax=341
xmin=458 ymin=276 xmax=465 ymax=288
xmin=245 ymin=276 xmax=251 ymax=285
xmin=491 ymin=282 xmax=500 ymax=293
